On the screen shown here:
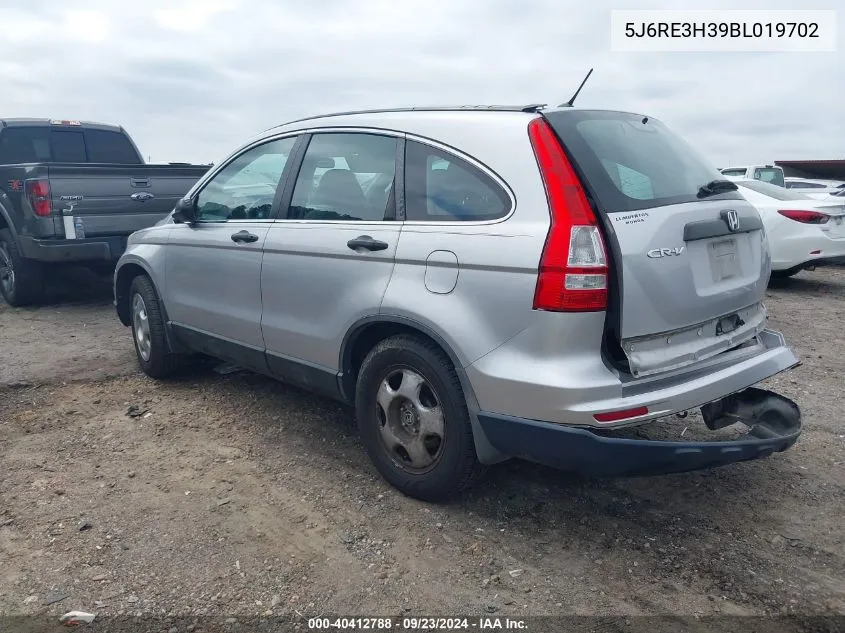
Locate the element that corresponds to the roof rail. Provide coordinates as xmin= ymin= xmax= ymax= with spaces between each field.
xmin=266 ymin=104 xmax=546 ymax=131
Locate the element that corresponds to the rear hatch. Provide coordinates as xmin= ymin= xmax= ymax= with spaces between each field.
xmin=544 ymin=110 xmax=770 ymax=378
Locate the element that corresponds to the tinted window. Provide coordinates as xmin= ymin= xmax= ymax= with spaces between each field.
xmin=720 ymin=168 xmax=747 ymax=177
xmin=405 ymin=141 xmax=510 ymax=221
xmin=288 ymin=133 xmax=396 ymax=221
xmin=50 ymin=131 xmax=87 ymax=162
xmin=544 ymin=110 xmax=743 ymax=212
xmin=738 ymin=180 xmax=813 ymax=201
xmin=0 ymin=128 xmax=50 ymax=163
xmin=0 ymin=127 xmax=89 ymax=163
xmin=196 ymin=137 xmax=297 ymax=222
xmin=85 ymin=129 xmax=141 ymax=164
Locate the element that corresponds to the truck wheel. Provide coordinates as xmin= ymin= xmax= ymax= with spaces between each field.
xmin=355 ymin=334 xmax=483 ymax=502
xmin=129 ymin=275 xmax=183 ymax=378
xmin=0 ymin=229 xmax=45 ymax=307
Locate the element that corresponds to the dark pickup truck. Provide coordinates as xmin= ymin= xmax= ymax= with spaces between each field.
xmin=0 ymin=118 xmax=209 ymax=306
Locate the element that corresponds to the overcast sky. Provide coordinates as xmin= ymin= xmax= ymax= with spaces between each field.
xmin=2 ymin=0 xmax=842 ymax=166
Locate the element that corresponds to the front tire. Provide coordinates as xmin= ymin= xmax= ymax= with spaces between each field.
xmin=129 ymin=275 xmax=183 ymax=378
xmin=355 ymin=335 xmax=483 ymax=501
xmin=0 ymin=229 xmax=45 ymax=307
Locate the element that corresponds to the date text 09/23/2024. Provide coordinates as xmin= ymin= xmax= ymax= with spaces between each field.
xmin=307 ymin=617 xmax=529 ymax=630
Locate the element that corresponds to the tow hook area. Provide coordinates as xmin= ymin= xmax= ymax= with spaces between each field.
xmin=701 ymin=387 xmax=802 ymax=439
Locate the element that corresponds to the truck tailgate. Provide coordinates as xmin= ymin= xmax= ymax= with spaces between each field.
xmin=47 ymin=164 xmax=208 ymax=236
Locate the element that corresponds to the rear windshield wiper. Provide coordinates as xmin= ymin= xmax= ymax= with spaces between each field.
xmin=698 ymin=179 xmax=738 ymax=198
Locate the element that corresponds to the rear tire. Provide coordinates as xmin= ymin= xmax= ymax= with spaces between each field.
xmin=129 ymin=275 xmax=183 ymax=378
xmin=355 ymin=334 xmax=483 ymax=502
xmin=0 ymin=229 xmax=45 ymax=307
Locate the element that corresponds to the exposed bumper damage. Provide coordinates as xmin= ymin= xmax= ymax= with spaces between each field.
xmin=477 ymin=387 xmax=801 ymax=475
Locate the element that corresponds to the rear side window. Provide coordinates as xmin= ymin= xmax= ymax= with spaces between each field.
xmin=84 ymin=129 xmax=141 ymax=164
xmin=405 ymin=141 xmax=510 ymax=222
xmin=288 ymin=133 xmax=397 ymax=222
xmin=544 ymin=110 xmax=743 ymax=212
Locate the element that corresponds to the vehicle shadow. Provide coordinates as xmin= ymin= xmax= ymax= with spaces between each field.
xmin=38 ymin=265 xmax=114 ymax=306
xmin=211 ymin=366 xmax=796 ymax=539
xmin=768 ymin=268 xmax=845 ymax=294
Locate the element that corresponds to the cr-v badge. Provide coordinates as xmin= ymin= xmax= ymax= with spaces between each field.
xmin=647 ymin=247 xmax=685 ymax=258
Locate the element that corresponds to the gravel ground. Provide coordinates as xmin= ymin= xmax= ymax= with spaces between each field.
xmin=0 ymin=265 xmax=843 ymax=631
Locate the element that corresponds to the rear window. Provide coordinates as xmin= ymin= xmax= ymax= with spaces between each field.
xmin=753 ymin=167 xmax=785 ymax=187
xmin=720 ymin=168 xmax=747 ymax=177
xmin=0 ymin=126 xmax=141 ymax=164
xmin=51 ymin=130 xmax=86 ymax=162
xmin=543 ymin=110 xmax=742 ymax=212
xmin=738 ymin=179 xmax=815 ymax=201
xmin=84 ymin=129 xmax=141 ymax=163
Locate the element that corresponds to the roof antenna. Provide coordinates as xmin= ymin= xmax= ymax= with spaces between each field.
xmin=559 ymin=68 xmax=594 ymax=108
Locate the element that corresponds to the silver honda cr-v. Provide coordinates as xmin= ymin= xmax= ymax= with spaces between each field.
xmin=114 ymin=105 xmax=802 ymax=501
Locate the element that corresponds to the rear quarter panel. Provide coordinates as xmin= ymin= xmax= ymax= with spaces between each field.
xmin=380 ymin=115 xmax=551 ymax=367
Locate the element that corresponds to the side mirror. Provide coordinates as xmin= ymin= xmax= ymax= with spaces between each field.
xmin=172 ymin=197 xmax=197 ymax=223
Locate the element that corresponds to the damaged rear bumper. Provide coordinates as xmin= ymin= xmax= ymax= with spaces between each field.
xmin=476 ymin=387 xmax=801 ymax=476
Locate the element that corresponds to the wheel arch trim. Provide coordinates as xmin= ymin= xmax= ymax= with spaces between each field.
xmin=114 ymin=259 xmax=183 ymax=354
xmin=339 ymin=314 xmax=506 ymax=464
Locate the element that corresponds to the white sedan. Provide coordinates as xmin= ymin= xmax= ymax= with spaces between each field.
xmin=736 ymin=179 xmax=845 ymax=278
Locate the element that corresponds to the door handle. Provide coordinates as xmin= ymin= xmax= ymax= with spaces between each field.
xmin=347 ymin=235 xmax=389 ymax=252
xmin=231 ymin=230 xmax=259 ymax=244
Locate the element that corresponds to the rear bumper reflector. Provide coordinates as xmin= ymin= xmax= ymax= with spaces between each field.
xmin=593 ymin=406 xmax=649 ymax=423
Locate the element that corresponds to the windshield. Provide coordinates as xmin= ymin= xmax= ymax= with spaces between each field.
xmin=543 ymin=110 xmax=742 ymax=212
xmin=738 ymin=179 xmax=812 ymax=201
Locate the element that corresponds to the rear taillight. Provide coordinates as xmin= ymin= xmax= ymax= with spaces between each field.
xmin=528 ymin=118 xmax=608 ymax=312
xmin=25 ymin=178 xmax=52 ymax=217
xmin=778 ymin=209 xmax=829 ymax=225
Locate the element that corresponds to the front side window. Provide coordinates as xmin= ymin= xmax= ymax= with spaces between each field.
xmin=196 ymin=136 xmax=297 ymax=222
xmin=405 ymin=141 xmax=510 ymax=222
xmin=288 ymin=133 xmax=397 ymax=221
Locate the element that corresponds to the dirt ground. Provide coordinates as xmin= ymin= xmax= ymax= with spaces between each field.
xmin=1 ymin=266 xmax=843 ymax=631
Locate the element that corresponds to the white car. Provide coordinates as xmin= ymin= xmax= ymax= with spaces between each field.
xmin=720 ymin=165 xmax=785 ymax=187
xmin=784 ymin=177 xmax=845 ymax=200
xmin=736 ymin=179 xmax=845 ymax=277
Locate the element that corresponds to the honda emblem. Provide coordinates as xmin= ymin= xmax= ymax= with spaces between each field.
xmin=722 ymin=209 xmax=740 ymax=232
